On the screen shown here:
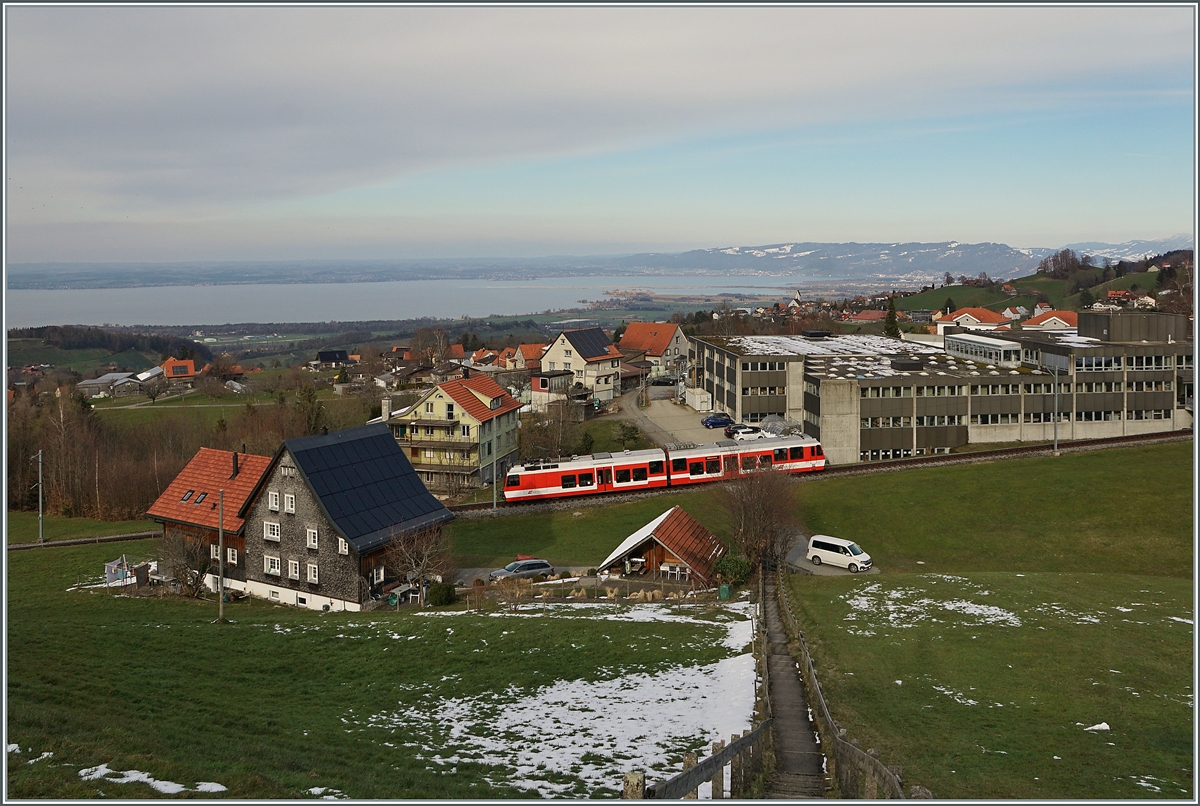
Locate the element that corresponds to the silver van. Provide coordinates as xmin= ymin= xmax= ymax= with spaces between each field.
xmin=807 ymin=535 xmax=872 ymax=573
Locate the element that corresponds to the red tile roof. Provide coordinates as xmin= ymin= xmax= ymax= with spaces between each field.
xmin=849 ymin=310 xmax=889 ymax=322
xmin=146 ymin=448 xmax=272 ymax=534
xmin=1025 ymin=310 xmax=1078 ymax=327
xmin=161 ymin=357 xmax=196 ymax=379
xmin=437 ymin=374 xmax=522 ymax=423
xmin=947 ymin=307 xmax=1009 ymax=324
xmin=618 ymin=322 xmax=680 ymax=357
xmin=448 ymin=344 xmax=466 ymax=359
xmin=518 ymin=343 xmax=546 ymax=361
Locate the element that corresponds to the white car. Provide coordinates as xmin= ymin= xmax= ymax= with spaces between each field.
xmin=807 ymin=535 xmax=872 ymax=572
xmin=732 ymin=428 xmax=769 ymax=441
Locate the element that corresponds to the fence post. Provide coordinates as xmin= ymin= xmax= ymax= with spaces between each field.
xmin=710 ymin=740 xmax=725 ymax=799
xmin=623 ymin=771 xmax=645 ymax=799
xmin=682 ymin=753 xmax=697 ymax=799
xmin=730 ymin=734 xmax=742 ymax=797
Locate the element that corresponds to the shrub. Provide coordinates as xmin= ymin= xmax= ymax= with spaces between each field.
xmin=715 ymin=554 xmax=752 ymax=586
xmin=586 ymin=568 xmax=597 ymax=577
xmin=427 ymin=581 xmax=457 ymax=607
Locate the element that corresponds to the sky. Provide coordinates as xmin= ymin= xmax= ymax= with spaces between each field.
xmin=4 ymin=5 xmax=1196 ymax=264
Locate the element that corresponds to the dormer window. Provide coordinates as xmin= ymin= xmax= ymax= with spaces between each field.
xmin=490 ymin=397 xmax=501 ymax=409
xmin=181 ymin=490 xmax=194 ymax=502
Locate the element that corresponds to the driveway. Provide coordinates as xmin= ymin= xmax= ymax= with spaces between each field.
xmin=610 ymin=389 xmax=732 ymax=447
xmin=785 ymin=532 xmax=880 ymax=576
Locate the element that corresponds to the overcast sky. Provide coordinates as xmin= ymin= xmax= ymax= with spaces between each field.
xmin=5 ymin=5 xmax=1195 ymax=263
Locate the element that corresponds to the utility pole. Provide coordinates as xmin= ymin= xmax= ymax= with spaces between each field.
xmin=1052 ymin=364 xmax=1060 ymax=455
xmin=30 ymin=451 xmax=43 ymax=544
xmin=217 ymin=489 xmax=226 ymax=622
xmin=491 ymin=444 xmax=498 ymax=510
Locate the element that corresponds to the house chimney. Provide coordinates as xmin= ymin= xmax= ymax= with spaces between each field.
xmin=242 ymin=443 xmax=247 ymax=454
xmin=231 ymin=451 xmax=239 ymax=478
xmin=462 ymin=366 xmax=471 ymax=379
xmin=322 ymin=425 xmax=329 ymax=435
xmin=382 ymin=395 xmax=392 ymax=421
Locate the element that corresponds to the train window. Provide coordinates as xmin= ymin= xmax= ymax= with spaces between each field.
xmin=705 ymin=459 xmax=720 ymax=474
xmin=615 ymin=469 xmax=632 ymax=483
xmin=673 ymin=458 xmax=688 ymax=472
xmin=599 ymin=469 xmax=612 ymax=484
xmin=632 ymin=467 xmax=648 ymax=482
xmin=759 ymin=454 xmax=772 ymax=468
xmin=741 ymin=455 xmax=756 ymax=470
xmin=648 ymin=460 xmax=664 ymax=474
xmin=774 ymin=448 xmax=787 ymax=462
xmin=814 ymin=446 xmax=823 ymax=457
xmin=578 ymin=473 xmax=594 ymax=487
xmin=724 ymin=456 xmax=739 ymax=472
xmin=789 ymin=447 xmax=804 ymax=460
xmin=689 ymin=461 xmax=704 ymax=476
xmin=505 ymin=475 xmax=521 ymax=487
xmin=561 ymin=474 xmax=577 ymax=488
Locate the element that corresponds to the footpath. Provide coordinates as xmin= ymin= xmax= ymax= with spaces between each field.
xmin=763 ymin=578 xmax=829 ymax=798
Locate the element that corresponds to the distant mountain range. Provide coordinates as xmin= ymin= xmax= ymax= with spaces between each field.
xmin=7 ymin=236 xmax=1191 ymax=290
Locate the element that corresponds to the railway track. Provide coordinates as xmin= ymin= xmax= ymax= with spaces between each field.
xmin=450 ymin=429 xmax=1193 ymax=517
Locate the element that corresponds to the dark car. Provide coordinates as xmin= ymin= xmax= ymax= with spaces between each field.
xmin=650 ymin=375 xmax=679 ymax=387
xmin=722 ymin=423 xmax=755 ymax=438
xmin=488 ymin=558 xmax=556 ymax=582
xmin=701 ymin=412 xmax=734 ymax=428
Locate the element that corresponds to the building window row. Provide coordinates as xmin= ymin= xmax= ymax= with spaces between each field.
xmin=803 ymin=410 xmax=820 ymax=425
xmin=1128 ymin=409 xmax=1171 ymax=420
xmin=209 ymin=545 xmax=238 ymax=565
xmin=861 ymin=386 xmax=911 ymax=398
xmin=916 ymin=385 xmax=965 ymax=397
xmin=860 ymin=448 xmax=917 ymax=461
xmin=860 ymin=416 xmax=911 ymax=429
xmin=971 ymin=413 xmax=1020 ymax=425
xmin=970 ymin=384 xmax=1020 ymax=396
xmin=744 ymin=411 xmax=784 ymax=423
xmin=1075 ymin=356 xmax=1123 ymax=371
xmin=1128 ymin=355 xmax=1173 ymax=370
xmin=1077 ymin=382 xmax=1122 ymax=393
xmin=1178 ymin=355 xmax=1194 ymax=369
xmin=1127 ymin=380 xmax=1172 ymax=392
xmin=914 ymin=415 xmax=964 ymax=426
xmin=742 ymin=386 xmax=785 ymax=396
xmin=1024 ymin=383 xmax=1071 ymax=395
xmin=1075 ymin=410 xmax=1122 ymax=422
xmin=741 ymin=361 xmax=786 ymax=372
xmin=804 ymin=382 xmax=819 ymax=397
xmin=1024 ymin=412 xmax=1069 ymax=423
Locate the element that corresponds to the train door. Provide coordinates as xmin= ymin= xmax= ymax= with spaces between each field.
xmin=596 ymin=467 xmax=613 ymax=492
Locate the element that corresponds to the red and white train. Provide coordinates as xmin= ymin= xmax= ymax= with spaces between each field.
xmin=503 ymin=434 xmax=826 ymax=503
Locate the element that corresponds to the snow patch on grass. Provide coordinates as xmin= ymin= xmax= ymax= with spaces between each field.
xmin=78 ymin=763 xmax=226 ymax=794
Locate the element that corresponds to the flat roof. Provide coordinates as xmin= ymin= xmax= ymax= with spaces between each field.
xmin=804 ymin=353 xmax=1034 ymax=382
xmin=697 ymin=334 xmax=942 ymax=358
xmin=944 ymin=332 xmax=1021 ymax=349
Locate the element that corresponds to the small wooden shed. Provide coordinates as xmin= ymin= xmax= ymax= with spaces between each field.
xmin=598 ymin=506 xmax=726 ymax=586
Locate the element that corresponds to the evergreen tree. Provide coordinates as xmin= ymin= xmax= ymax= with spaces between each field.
xmin=942 ymin=297 xmax=957 ymax=314
xmin=884 ymin=296 xmax=901 ymax=338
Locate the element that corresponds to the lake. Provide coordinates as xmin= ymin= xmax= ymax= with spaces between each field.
xmin=4 ymin=274 xmax=849 ymax=328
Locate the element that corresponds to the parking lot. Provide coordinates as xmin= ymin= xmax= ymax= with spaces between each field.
xmin=615 ymin=389 xmax=737 ymax=447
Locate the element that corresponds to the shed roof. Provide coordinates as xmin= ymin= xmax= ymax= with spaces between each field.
xmin=251 ymin=424 xmax=453 ymax=554
xmin=598 ymin=506 xmax=726 ymax=585
xmin=147 ymin=448 xmax=272 ymax=534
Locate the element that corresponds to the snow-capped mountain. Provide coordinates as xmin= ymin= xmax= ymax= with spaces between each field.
xmin=1053 ymin=235 xmax=1194 ymax=262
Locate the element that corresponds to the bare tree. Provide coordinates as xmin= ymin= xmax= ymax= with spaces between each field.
xmin=378 ymin=524 xmax=454 ymax=607
xmin=412 ymin=327 xmax=451 ymax=365
xmin=143 ymin=376 xmax=169 ymax=403
xmin=493 ymin=576 xmax=531 ymax=612
xmin=519 ymin=401 xmax=581 ymax=460
xmin=718 ymin=469 xmax=798 ymax=566
xmin=169 ymin=532 xmax=213 ymax=598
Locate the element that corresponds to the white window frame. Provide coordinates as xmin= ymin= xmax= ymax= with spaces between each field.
xmin=461 ymin=424 xmax=470 ymax=437
xmin=288 ymin=559 xmax=300 ymax=580
xmin=227 ymin=547 xmax=238 ymax=565
xmin=307 ymin=563 xmax=319 ymax=584
xmin=264 ymin=555 xmax=281 ymax=576
xmin=264 ymin=521 xmax=280 ymax=541
xmin=283 ymin=493 xmax=295 ymax=514
xmin=210 ymin=543 xmax=220 ymax=560
xmin=307 ymin=528 xmax=319 ymax=549
xmin=268 ymin=491 xmax=280 ymax=511
xmin=372 ymin=565 xmax=385 ymax=584
xmin=338 ymin=537 xmax=348 ymax=555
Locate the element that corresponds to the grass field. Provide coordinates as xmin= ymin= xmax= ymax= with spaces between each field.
xmin=6 ymin=539 xmax=754 ymax=799
xmin=6 ymin=512 xmax=158 ymax=544
xmin=782 ymin=440 xmax=1193 ymax=799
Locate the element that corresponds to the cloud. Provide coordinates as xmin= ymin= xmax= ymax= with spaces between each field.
xmin=4 ymin=6 xmax=1193 ymax=259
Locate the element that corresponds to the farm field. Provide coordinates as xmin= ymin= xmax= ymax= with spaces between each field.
xmin=6 ymin=512 xmax=157 ymax=545
xmin=783 ymin=439 xmax=1193 ymax=799
xmin=6 ymin=538 xmax=758 ymax=799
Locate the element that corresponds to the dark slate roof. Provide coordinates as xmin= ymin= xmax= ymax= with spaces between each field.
xmin=318 ymin=350 xmax=349 ymax=363
xmin=281 ymin=424 xmax=453 ymax=554
xmin=564 ymin=327 xmax=614 ymax=359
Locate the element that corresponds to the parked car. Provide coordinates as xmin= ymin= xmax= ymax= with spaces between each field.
xmin=807 ymin=535 xmax=872 ymax=573
xmin=650 ymin=375 xmax=680 ymax=387
xmin=488 ymin=558 xmax=556 ymax=582
xmin=701 ymin=412 xmax=734 ymax=428
xmin=733 ymin=428 xmax=770 ymax=441
xmin=724 ymin=423 xmax=760 ymax=439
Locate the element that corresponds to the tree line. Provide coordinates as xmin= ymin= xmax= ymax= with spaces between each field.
xmin=9 ymin=325 xmax=213 ymax=364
